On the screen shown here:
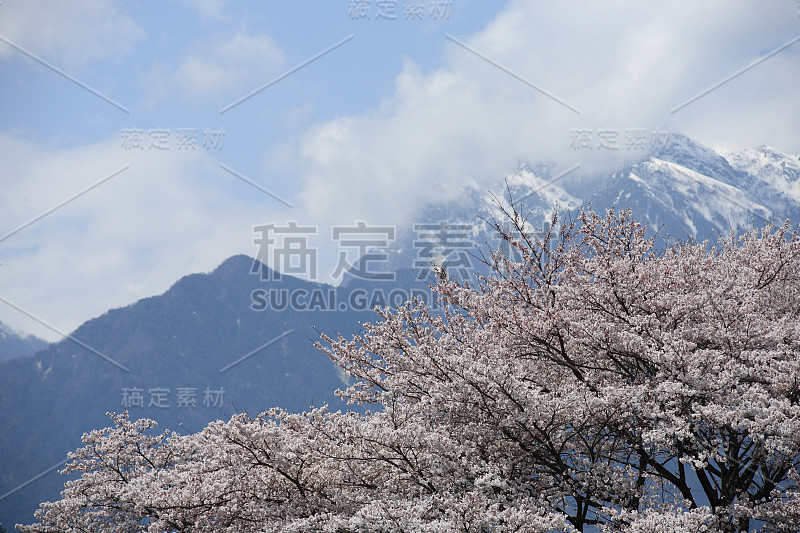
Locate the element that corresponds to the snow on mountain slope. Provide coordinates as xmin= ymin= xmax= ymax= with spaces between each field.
xmin=343 ymin=164 xmax=581 ymax=280
xmin=355 ymin=133 xmax=800 ymax=276
xmin=723 ymin=145 xmax=800 ymax=204
xmin=650 ymin=132 xmax=746 ymax=189
xmin=483 ymin=165 xmax=581 ymax=222
xmin=585 ymin=135 xmax=800 ymax=240
xmin=605 ymin=157 xmax=771 ymax=238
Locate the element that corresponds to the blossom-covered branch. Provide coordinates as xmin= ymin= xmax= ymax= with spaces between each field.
xmin=21 ymin=205 xmax=800 ymax=532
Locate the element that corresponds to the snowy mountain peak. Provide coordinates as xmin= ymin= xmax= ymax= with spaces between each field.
xmin=652 ymin=132 xmax=718 ymax=161
xmin=579 ymin=134 xmax=800 ymax=240
xmin=496 ymin=166 xmax=581 ymax=213
xmin=375 ymin=133 xmax=800 ymax=263
xmin=649 ymin=132 xmax=745 ymax=189
xmin=723 ymin=145 xmax=800 ymax=202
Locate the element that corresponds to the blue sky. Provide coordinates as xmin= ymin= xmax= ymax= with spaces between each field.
xmin=1 ymin=0 xmax=799 ymax=341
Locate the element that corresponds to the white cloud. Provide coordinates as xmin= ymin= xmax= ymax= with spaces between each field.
xmin=0 ymin=0 xmax=144 ymax=69
xmin=286 ymin=0 xmax=800 ymax=228
xmin=163 ymin=30 xmax=284 ymax=100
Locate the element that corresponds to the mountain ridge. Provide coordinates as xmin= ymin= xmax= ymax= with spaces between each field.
xmin=0 ymin=255 xmax=384 ymax=526
xmin=0 ymin=321 xmax=48 ymax=363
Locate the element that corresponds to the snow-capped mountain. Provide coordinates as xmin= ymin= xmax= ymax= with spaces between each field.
xmin=342 ymin=164 xmax=582 ymax=282
xmin=724 ymin=145 xmax=800 ymax=195
xmin=587 ymin=134 xmax=800 ymax=240
xmin=723 ymin=144 xmax=800 ymax=220
xmin=589 ymin=157 xmax=772 ymax=241
xmin=374 ymin=133 xmax=800 ymax=270
xmin=342 ymin=132 xmax=800 ymax=287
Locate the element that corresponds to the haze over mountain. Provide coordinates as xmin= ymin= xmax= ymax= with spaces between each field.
xmin=1 ymin=255 xmax=417 ymax=527
xmin=0 ymin=322 xmax=48 ymax=363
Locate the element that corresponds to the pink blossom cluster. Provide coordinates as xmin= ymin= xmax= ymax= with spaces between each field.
xmin=20 ymin=206 xmax=800 ymax=532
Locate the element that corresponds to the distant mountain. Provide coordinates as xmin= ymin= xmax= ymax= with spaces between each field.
xmin=376 ymin=134 xmax=800 ymax=266
xmin=723 ymin=144 xmax=800 ymax=219
xmin=0 ymin=322 xmax=48 ymax=363
xmin=1 ymin=255 xmax=424 ymax=527
xmin=585 ymin=134 xmax=800 ymax=241
xmin=342 ymin=164 xmax=583 ymax=284
xmin=338 ymin=134 xmax=800 ymax=301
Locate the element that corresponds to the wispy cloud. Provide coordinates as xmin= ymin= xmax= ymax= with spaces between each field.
xmin=0 ymin=0 xmax=143 ymax=69
xmin=152 ymin=29 xmax=284 ymax=102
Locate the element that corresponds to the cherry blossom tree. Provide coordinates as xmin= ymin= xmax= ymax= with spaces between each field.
xmin=19 ymin=205 xmax=800 ymax=532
